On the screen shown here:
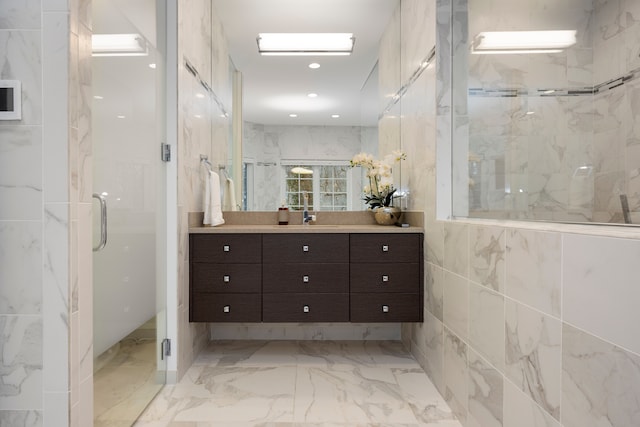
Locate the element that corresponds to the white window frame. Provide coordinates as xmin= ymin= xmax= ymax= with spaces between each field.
xmin=280 ymin=160 xmax=355 ymax=211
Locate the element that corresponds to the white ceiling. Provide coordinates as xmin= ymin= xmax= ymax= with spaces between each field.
xmin=211 ymin=0 xmax=399 ymax=126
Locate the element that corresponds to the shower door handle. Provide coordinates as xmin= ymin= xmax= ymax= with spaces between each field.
xmin=93 ymin=193 xmax=108 ymax=252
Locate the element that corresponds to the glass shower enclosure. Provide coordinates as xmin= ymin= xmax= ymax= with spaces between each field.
xmin=91 ymin=0 xmax=167 ymax=424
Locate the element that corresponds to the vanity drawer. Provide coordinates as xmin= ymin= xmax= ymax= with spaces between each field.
xmin=350 ymin=234 xmax=421 ymax=263
xmin=263 ymin=234 xmax=349 ymax=264
xmin=350 ymin=263 xmax=419 ymax=293
xmin=190 ymin=234 xmax=261 ymax=263
xmin=350 ymin=293 xmax=422 ymax=322
xmin=192 ymin=263 xmax=261 ymax=293
xmin=263 ymin=263 xmax=349 ymax=293
xmin=190 ymin=293 xmax=262 ymax=322
xmin=263 ymin=293 xmax=349 ymax=322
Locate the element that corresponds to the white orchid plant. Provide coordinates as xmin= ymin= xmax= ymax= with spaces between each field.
xmin=350 ymin=150 xmax=406 ymax=209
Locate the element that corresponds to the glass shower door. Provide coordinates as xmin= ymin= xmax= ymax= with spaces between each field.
xmin=92 ymin=0 xmax=167 ymax=424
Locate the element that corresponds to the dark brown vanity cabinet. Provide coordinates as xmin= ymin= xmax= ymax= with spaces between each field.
xmin=190 ymin=231 xmax=423 ymax=323
xmin=262 ymin=234 xmax=350 ymax=322
xmin=350 ymin=234 xmax=423 ymax=322
xmin=189 ymin=234 xmax=262 ymax=322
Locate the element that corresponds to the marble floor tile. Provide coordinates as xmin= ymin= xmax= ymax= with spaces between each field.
xmin=135 ymin=341 xmax=461 ymax=427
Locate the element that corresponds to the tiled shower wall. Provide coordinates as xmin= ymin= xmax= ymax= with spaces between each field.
xmin=0 ymin=0 xmax=93 ymax=426
xmin=461 ymin=0 xmax=640 ymax=224
xmin=398 ymin=0 xmax=640 ymax=426
xmin=176 ymin=0 xmax=232 ymax=380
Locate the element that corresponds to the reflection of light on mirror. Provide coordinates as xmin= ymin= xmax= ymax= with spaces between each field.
xmin=291 ymin=167 xmax=313 ymax=175
xmin=148 ymin=63 xmax=156 ymax=69
xmin=289 ymin=113 xmax=298 ymax=118
xmin=307 ymin=93 xmax=318 ymax=98
xmin=94 ymin=95 xmax=104 ymax=100
xmin=526 ymin=111 xmax=535 ymax=115
xmin=196 ymin=93 xmax=205 ymax=98
xmin=331 ymin=114 xmax=340 ymax=118
xmin=117 ymin=115 xmax=125 ymax=119
xmin=101 ymin=192 xmax=109 ymax=196
xmin=308 ymin=62 xmax=320 ymax=69
xmin=194 ymin=114 xmax=202 ymax=119
xmin=263 ymin=95 xmax=337 ymax=112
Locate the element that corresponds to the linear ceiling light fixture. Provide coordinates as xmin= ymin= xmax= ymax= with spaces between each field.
xmin=92 ymin=33 xmax=148 ymax=57
xmin=471 ymin=30 xmax=576 ymax=54
xmin=257 ymin=33 xmax=355 ymax=56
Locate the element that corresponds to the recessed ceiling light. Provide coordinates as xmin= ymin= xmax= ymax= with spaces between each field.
xmin=94 ymin=95 xmax=104 ymax=100
xmin=307 ymin=93 xmax=318 ymax=98
xmin=309 ymin=63 xmax=321 ymax=69
xmin=196 ymin=93 xmax=205 ymax=99
xmin=257 ymin=33 xmax=355 ymax=56
xmin=331 ymin=114 xmax=340 ymax=118
xmin=289 ymin=113 xmax=298 ymax=118
xmin=148 ymin=63 xmax=156 ymax=69
xmin=526 ymin=111 xmax=535 ymax=115
xmin=117 ymin=115 xmax=126 ymax=119
xmin=194 ymin=114 xmax=202 ymax=119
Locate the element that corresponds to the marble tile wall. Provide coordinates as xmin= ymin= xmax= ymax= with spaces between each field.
xmin=398 ymin=1 xmax=640 ymax=427
xmin=176 ymin=0 xmax=231 ymax=381
xmin=0 ymin=0 xmax=92 ymax=425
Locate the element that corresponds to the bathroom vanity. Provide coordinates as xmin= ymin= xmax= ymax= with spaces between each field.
xmin=189 ymin=224 xmax=424 ymax=323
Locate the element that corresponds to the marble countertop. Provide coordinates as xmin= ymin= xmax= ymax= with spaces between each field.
xmin=189 ymin=224 xmax=424 ymax=234
xmin=188 ymin=211 xmax=425 ymax=234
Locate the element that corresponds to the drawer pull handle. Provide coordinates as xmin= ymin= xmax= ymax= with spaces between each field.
xmin=223 ymin=305 xmax=230 ymax=313
xmin=303 ymin=275 xmax=310 ymax=283
xmin=223 ymin=245 xmax=230 ymax=252
xmin=302 ymin=245 xmax=309 ymax=252
xmin=223 ymin=275 xmax=230 ymax=283
xmin=303 ymin=305 xmax=310 ymax=313
xmin=382 ymin=305 xmax=389 ymax=313
xmin=382 ymin=275 xmax=389 ymax=282
xmin=382 ymin=245 xmax=389 ymax=252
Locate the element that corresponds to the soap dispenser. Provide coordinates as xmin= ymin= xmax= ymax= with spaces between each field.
xmin=278 ymin=200 xmax=289 ymax=225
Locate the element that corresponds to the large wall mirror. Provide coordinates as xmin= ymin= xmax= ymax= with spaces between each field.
xmin=212 ymin=0 xmax=402 ymax=211
xmin=452 ymin=0 xmax=640 ymax=225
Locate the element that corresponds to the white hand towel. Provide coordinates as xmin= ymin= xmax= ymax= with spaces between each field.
xmin=203 ymin=170 xmax=225 ymax=226
xmin=223 ymin=177 xmax=238 ymax=211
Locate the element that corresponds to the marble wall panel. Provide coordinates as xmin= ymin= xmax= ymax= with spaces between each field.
xmin=0 ymin=315 xmax=43 ymax=409
xmin=469 ymin=283 xmax=504 ymax=371
xmin=444 ymin=328 xmax=468 ymax=425
xmin=468 ymin=349 xmax=503 ymax=427
xmin=425 ymin=262 xmax=444 ymax=322
xmin=444 ymin=221 xmax=468 ymax=276
xmin=443 ymin=271 xmax=469 ymax=342
xmin=505 ymin=299 xmax=561 ymax=421
xmin=505 ymin=229 xmax=561 ymax=317
xmin=503 ymin=380 xmax=561 ymax=427
xmin=468 ymin=225 xmax=505 ymax=292
xmin=0 ymin=411 xmax=42 ymax=427
xmin=0 ymin=126 xmax=43 ymax=221
xmin=563 ymin=233 xmax=640 ymax=356
xmin=562 ymin=323 xmax=640 ymax=427
xmin=0 ymin=222 xmax=42 ymax=315
xmin=43 ymin=204 xmax=70 ymax=393
xmin=401 ymin=0 xmax=436 ymax=84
